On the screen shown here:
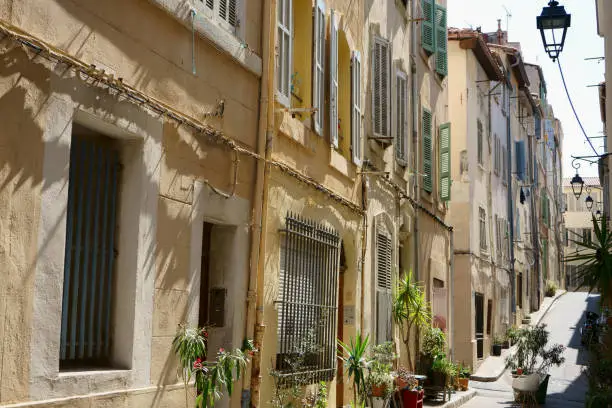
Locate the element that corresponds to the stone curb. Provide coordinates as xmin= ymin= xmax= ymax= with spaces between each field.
xmin=424 ymin=389 xmax=477 ymax=408
xmin=469 ymin=290 xmax=567 ymax=383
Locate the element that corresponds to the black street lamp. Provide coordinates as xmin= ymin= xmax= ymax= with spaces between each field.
xmin=537 ymin=1 xmax=571 ymax=61
xmin=596 ymin=209 xmax=602 ymax=221
xmin=570 ymin=172 xmax=584 ymax=199
xmin=585 ymin=195 xmax=594 ymax=210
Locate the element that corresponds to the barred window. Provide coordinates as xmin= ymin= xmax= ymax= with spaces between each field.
xmin=60 ymin=133 xmax=121 ymax=367
xmin=479 ymin=207 xmax=487 ymax=251
xmin=276 ymin=214 xmax=340 ymax=382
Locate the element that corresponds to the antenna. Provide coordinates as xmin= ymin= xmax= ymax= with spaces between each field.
xmin=502 ymin=5 xmax=512 ymax=32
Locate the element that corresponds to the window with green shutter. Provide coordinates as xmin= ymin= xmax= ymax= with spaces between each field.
xmin=434 ymin=4 xmax=447 ymax=77
xmin=439 ymin=123 xmax=451 ymax=201
xmin=421 ymin=0 xmax=434 ymax=54
xmin=422 ymin=108 xmax=433 ymax=193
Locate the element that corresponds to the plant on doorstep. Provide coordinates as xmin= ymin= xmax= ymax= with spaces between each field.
xmin=565 ymin=215 xmax=612 ymax=306
xmin=456 ymin=363 xmax=471 ymax=391
xmin=338 ymin=334 xmax=370 ymax=405
xmin=545 ymin=280 xmax=558 ymax=297
xmin=492 ymin=334 xmax=503 ymax=356
xmin=366 ymin=341 xmax=395 ymax=400
xmin=173 ymin=324 xmax=255 ymax=408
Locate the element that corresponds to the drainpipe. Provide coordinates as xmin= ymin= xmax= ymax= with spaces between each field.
xmin=410 ymin=0 xmax=419 ymax=282
xmin=507 ymin=59 xmax=518 ymax=321
xmin=449 ymin=228 xmax=454 ymax=361
xmin=488 ymin=80 xmax=502 ymax=334
xmin=248 ymin=0 xmax=275 ymax=406
xmin=528 ymin=114 xmax=540 ymax=313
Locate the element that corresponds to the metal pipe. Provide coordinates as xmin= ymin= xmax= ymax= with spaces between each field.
xmin=248 ymin=0 xmax=275 ymax=404
xmin=410 ymin=0 xmax=419 ymax=283
xmin=506 ymin=62 xmax=517 ymax=320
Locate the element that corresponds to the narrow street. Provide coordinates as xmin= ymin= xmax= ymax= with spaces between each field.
xmin=463 ymin=292 xmax=599 ymax=407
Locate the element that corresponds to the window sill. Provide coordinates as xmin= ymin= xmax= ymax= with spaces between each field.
xmin=149 ymin=0 xmax=262 ymax=77
xmin=58 ymin=368 xmax=130 ymax=378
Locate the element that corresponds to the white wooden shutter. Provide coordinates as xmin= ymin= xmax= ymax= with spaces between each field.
xmin=313 ymin=0 xmax=326 ymax=135
xmin=218 ymin=0 xmax=238 ymax=27
xmin=372 ymin=36 xmax=390 ymax=140
xmin=330 ymin=9 xmax=339 ymax=147
xmin=276 ymin=0 xmax=292 ymax=107
xmin=376 ymin=231 xmax=392 ymax=344
xmin=351 ymin=51 xmax=362 ymax=165
xmin=206 ymin=0 xmax=214 ymax=9
xmin=395 ymin=70 xmax=408 ymax=164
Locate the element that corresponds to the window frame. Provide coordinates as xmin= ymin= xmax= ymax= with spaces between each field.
xmin=479 ymin=206 xmax=487 ymax=252
xmin=351 ymin=51 xmax=362 ymax=165
xmin=276 ymin=0 xmax=293 ymax=107
xmin=329 ymin=8 xmax=339 ymax=146
xmin=395 ymin=69 xmax=409 ymax=165
xmin=371 ymin=35 xmax=391 ymax=141
xmin=312 ymin=0 xmax=326 ymax=135
xmin=375 ymin=226 xmax=393 ymax=344
xmin=477 ymin=119 xmax=483 ymax=166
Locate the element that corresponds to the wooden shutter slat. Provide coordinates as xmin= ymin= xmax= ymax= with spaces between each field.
xmin=330 ymin=9 xmax=339 ymax=147
xmin=372 ymin=37 xmax=390 ymax=140
xmin=421 ymin=0 xmax=434 ymax=53
xmin=351 ymin=51 xmax=362 ymax=164
xmin=435 ymin=4 xmax=447 ymax=76
xmin=439 ymin=122 xmax=451 ymax=201
xmin=313 ymin=0 xmax=325 ymax=134
xmin=422 ymin=108 xmax=433 ymax=193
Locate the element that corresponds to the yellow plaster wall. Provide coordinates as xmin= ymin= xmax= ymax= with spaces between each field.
xmin=258 ymin=168 xmax=363 ymax=408
xmin=0 ymin=49 xmax=48 ymax=402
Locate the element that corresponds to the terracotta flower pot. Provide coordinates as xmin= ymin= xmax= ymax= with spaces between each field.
xmin=396 ymin=377 xmax=409 ymax=389
xmin=371 ymin=384 xmax=386 ymax=398
xmin=458 ymin=377 xmax=469 ymax=391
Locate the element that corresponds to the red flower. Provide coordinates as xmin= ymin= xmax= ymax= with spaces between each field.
xmin=193 ymin=357 xmax=203 ymax=370
xmin=219 ymin=347 xmax=225 ymax=353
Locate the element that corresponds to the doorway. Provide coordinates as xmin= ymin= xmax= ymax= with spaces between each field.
xmin=475 ymin=293 xmax=484 ymax=359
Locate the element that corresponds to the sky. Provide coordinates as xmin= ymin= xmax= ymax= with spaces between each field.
xmin=448 ymin=0 xmax=605 ymax=179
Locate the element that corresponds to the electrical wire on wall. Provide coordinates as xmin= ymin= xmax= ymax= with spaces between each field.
xmin=556 ymin=56 xmax=599 ymax=156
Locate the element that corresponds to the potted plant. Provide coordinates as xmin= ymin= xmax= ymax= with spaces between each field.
xmin=367 ymin=342 xmax=395 ymax=399
xmin=338 ymin=334 xmax=369 ymax=405
xmin=392 ymin=271 xmax=433 ymax=372
xmin=430 ymin=354 xmax=453 ymax=387
xmin=395 ymin=366 xmax=413 ymax=389
xmin=421 ymin=326 xmax=446 ymax=371
xmin=492 ymin=334 xmax=503 ymax=356
xmin=505 ymin=325 xmax=519 ymax=347
xmin=457 ymin=364 xmax=471 ymax=391
xmin=545 ymin=280 xmax=558 ymax=297
xmin=505 ymin=324 xmax=565 ymax=404
xmin=565 ymin=214 xmax=612 ymax=308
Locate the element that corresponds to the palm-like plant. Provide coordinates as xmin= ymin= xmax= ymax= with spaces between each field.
xmin=338 ymin=334 xmax=370 ymax=404
xmin=392 ymin=271 xmax=433 ymax=371
xmin=565 ymin=214 xmax=612 ymax=305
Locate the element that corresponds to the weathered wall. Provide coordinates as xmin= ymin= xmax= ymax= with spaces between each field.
xmin=0 ymin=0 xmax=262 ymax=405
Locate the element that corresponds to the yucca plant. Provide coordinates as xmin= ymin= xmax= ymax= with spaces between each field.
xmin=338 ymin=333 xmax=369 ymax=404
xmin=392 ymin=271 xmax=433 ymax=371
xmin=173 ymin=324 xmax=254 ymax=407
xmin=565 ymin=214 xmax=612 ymax=305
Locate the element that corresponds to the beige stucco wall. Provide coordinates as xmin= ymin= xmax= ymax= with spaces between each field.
xmin=0 ymin=0 xmax=262 ymax=406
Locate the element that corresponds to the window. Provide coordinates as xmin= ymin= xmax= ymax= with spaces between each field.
xmin=329 ymin=9 xmax=338 ymax=146
xmin=372 ymin=36 xmax=391 ymax=141
xmin=515 ymin=140 xmax=526 ymax=181
xmin=477 ymin=119 xmax=483 ymax=165
xmin=494 ymin=136 xmax=500 ymax=175
xmin=276 ymin=0 xmax=293 ymax=107
xmin=495 ymin=216 xmax=502 ymax=263
xmin=199 ymin=223 xmax=213 ymax=328
xmin=277 ymin=215 xmax=340 ymax=381
xmin=439 ymin=123 xmax=451 ymax=201
xmin=517 ymin=273 xmax=523 ymax=309
xmin=376 ymin=229 xmax=393 ymax=344
xmin=486 ymin=299 xmax=492 ymax=335
xmin=200 ymin=0 xmax=239 ymax=33
xmin=422 ymin=108 xmax=433 ymax=193
xmin=479 ymin=207 xmax=487 ymax=251
xmin=60 ymin=133 xmax=121 ymax=366
xmin=395 ymin=70 xmax=408 ymax=164
xmin=351 ymin=51 xmax=362 ymax=164
xmin=312 ymin=0 xmax=325 ymax=134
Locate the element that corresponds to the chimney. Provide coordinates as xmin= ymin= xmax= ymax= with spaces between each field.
xmin=497 ymin=19 xmax=504 ymax=44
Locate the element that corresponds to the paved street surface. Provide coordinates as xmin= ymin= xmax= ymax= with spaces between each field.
xmin=462 ymin=292 xmax=599 ymax=408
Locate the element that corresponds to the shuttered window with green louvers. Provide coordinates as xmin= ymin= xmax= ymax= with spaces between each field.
xmin=439 ymin=123 xmax=451 ymax=201
xmin=421 ymin=0 xmax=434 ymax=54
xmin=422 ymin=108 xmax=433 ymax=193
xmin=435 ymin=4 xmax=447 ymax=77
